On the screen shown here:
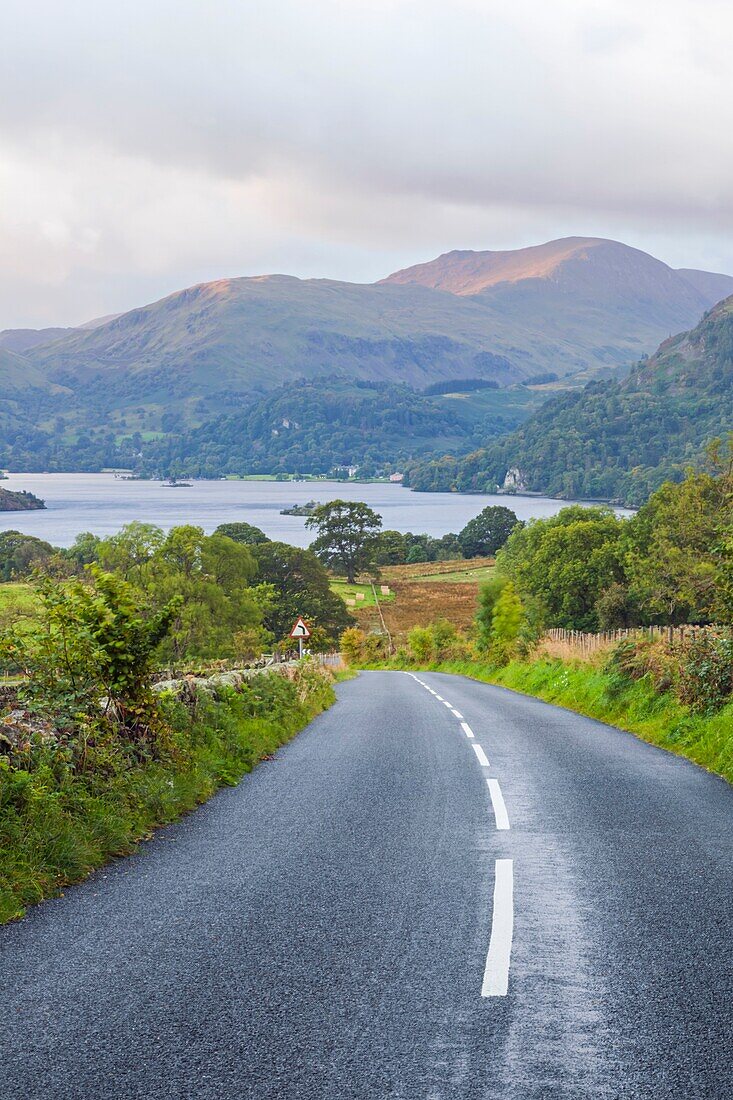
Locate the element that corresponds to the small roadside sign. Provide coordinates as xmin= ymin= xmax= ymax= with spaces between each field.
xmin=289 ymin=617 xmax=311 ymax=639
xmin=289 ymin=616 xmax=311 ymax=658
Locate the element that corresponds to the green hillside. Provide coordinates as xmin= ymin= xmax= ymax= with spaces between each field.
xmin=0 ymin=379 xmax=548 ymax=476
xmin=407 ymin=296 xmax=733 ymax=505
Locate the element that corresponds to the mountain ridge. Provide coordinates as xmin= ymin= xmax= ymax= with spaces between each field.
xmin=406 ymin=294 xmax=733 ymax=505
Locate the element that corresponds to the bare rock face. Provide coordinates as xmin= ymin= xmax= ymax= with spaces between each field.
xmin=502 ymin=467 xmax=526 ymax=492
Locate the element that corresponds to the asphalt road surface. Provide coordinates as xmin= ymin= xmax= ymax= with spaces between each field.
xmin=1 ymin=671 xmax=731 ymax=1099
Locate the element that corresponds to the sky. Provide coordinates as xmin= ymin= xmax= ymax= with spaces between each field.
xmin=1 ymin=0 xmax=732 ymax=329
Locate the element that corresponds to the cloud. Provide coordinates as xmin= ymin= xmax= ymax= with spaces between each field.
xmin=0 ymin=0 xmax=731 ymax=326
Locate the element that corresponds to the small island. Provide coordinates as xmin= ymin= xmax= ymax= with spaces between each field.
xmin=280 ymin=499 xmax=321 ymax=516
xmin=0 ymin=486 xmax=46 ymax=512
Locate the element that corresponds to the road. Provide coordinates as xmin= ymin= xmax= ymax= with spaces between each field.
xmin=0 ymin=671 xmax=731 ymax=1099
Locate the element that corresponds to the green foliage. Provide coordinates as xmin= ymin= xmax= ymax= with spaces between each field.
xmin=0 ymin=665 xmax=335 ymax=923
xmin=0 ymin=567 xmax=179 ymax=740
xmin=489 ymin=582 xmax=524 ymax=663
xmin=408 ymin=626 xmax=434 ymax=663
xmin=252 ymin=540 xmax=353 ymax=646
xmin=306 ymin=500 xmax=383 ymax=583
xmin=0 ymin=379 xmax=538 ymax=477
xmin=623 ymin=469 xmax=726 ymax=623
xmin=0 ymin=530 xmax=54 ymax=580
xmin=407 ymin=544 xmax=428 ymax=564
xmin=63 ymin=531 xmax=103 ymax=569
xmin=476 ymin=575 xmax=508 ymax=650
xmin=340 ymin=627 xmax=367 ymax=665
xmin=676 ymin=635 xmax=733 ymax=713
xmin=214 ymin=521 xmax=270 ymax=545
xmin=457 ymin=505 xmax=520 ymax=558
xmin=374 ymin=529 xmax=462 ymax=565
xmin=407 ymin=300 xmax=733 ymax=505
xmin=497 ymin=506 xmax=626 ymax=631
xmin=95 ymin=523 xmax=267 ymax=662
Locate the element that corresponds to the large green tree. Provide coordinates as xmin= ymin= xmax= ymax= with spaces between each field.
xmin=497 ymin=506 xmax=626 ymax=631
xmin=306 ymin=500 xmax=382 ymax=583
xmin=458 ymin=505 xmax=520 ymax=559
xmin=252 ymin=541 xmax=353 ymax=646
xmin=214 ymin=521 xmax=270 ymax=545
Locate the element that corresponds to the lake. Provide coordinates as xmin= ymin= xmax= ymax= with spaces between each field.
xmin=0 ymin=473 xmax=634 ymax=548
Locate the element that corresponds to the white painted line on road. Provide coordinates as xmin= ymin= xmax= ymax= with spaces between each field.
xmin=486 ymin=778 xmax=510 ymax=830
xmin=443 ymin=700 xmax=453 ymax=709
xmin=461 ymin=721 xmax=475 ymax=739
xmin=434 ymin=695 xmax=444 ymax=702
xmin=451 ymin=709 xmax=464 ymax=719
xmin=482 ymin=860 xmax=513 ymax=997
xmin=471 ymin=743 xmax=490 ymax=767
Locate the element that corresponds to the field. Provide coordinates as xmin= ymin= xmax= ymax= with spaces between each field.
xmin=380 ymin=558 xmax=496 ymax=585
xmin=330 ymin=580 xmax=395 ymax=608
xmin=332 ymin=558 xmax=495 ymax=640
xmin=0 ymin=583 xmax=38 ymax=625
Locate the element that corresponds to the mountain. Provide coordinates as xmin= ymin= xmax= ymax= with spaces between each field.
xmin=382 ymin=237 xmax=722 ymax=375
xmin=8 ymin=238 xmax=730 ymax=438
xmin=406 ymin=295 xmax=733 ymax=506
xmin=0 ymin=328 xmax=73 ymax=353
xmin=675 ymin=268 xmax=733 ymax=302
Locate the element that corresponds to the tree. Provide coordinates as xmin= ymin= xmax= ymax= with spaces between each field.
xmin=375 ymin=530 xmax=407 ymax=565
xmin=63 ymin=532 xmax=102 ymax=569
xmin=0 ymin=531 xmax=54 ymax=580
xmin=497 ymin=506 xmax=626 ymax=631
xmin=214 ymin=521 xmax=270 ymax=545
xmin=406 ymin=544 xmax=428 ymax=564
xmin=252 ymin=541 xmax=353 ymax=646
xmin=147 ymin=527 xmax=266 ymax=661
xmin=306 ymin=500 xmax=382 ymax=583
xmin=490 ymin=582 xmax=524 ymax=663
xmin=458 ymin=506 xmax=520 ymax=559
xmin=623 ymin=470 xmax=727 ymax=624
xmin=476 ymin=575 xmax=509 ymax=650
xmin=0 ymin=567 xmax=179 ymax=740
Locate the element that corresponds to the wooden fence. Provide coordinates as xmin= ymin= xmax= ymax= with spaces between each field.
xmin=544 ymin=624 xmax=721 ymax=656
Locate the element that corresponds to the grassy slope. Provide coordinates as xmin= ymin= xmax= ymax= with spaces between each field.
xmin=366 ymin=656 xmax=732 ymax=784
xmin=0 ymin=670 xmax=335 ymax=923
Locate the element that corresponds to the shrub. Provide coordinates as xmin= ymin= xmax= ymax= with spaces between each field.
xmin=676 ymin=634 xmax=733 ymax=714
xmin=408 ymin=625 xmax=434 ymax=663
xmin=340 ymin=626 xmax=367 ymax=664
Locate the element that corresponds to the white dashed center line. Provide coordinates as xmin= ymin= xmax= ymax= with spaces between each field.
xmin=450 ymin=709 xmax=463 ymax=719
xmin=481 ymin=859 xmax=514 ymax=997
xmin=471 ymin=743 xmax=490 ymax=767
xmin=486 ymin=777 xmax=510 ymax=830
xmin=460 ymin=721 xmax=475 ymax=739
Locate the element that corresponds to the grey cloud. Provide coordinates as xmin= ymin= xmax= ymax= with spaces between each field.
xmin=0 ymin=0 xmax=731 ymax=326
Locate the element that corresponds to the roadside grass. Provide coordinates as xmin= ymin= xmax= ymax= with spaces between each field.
xmin=361 ymin=654 xmax=733 ymax=785
xmin=0 ymin=666 xmax=335 ymax=924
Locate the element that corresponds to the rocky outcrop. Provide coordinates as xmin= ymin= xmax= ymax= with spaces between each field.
xmin=0 ymin=487 xmax=45 ymax=511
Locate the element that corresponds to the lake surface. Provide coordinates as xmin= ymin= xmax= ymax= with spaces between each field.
xmin=0 ymin=473 xmax=633 ymax=548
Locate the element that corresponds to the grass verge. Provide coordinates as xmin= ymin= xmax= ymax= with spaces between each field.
xmin=363 ymin=655 xmax=732 ymax=784
xmin=0 ymin=666 xmax=335 ymax=924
